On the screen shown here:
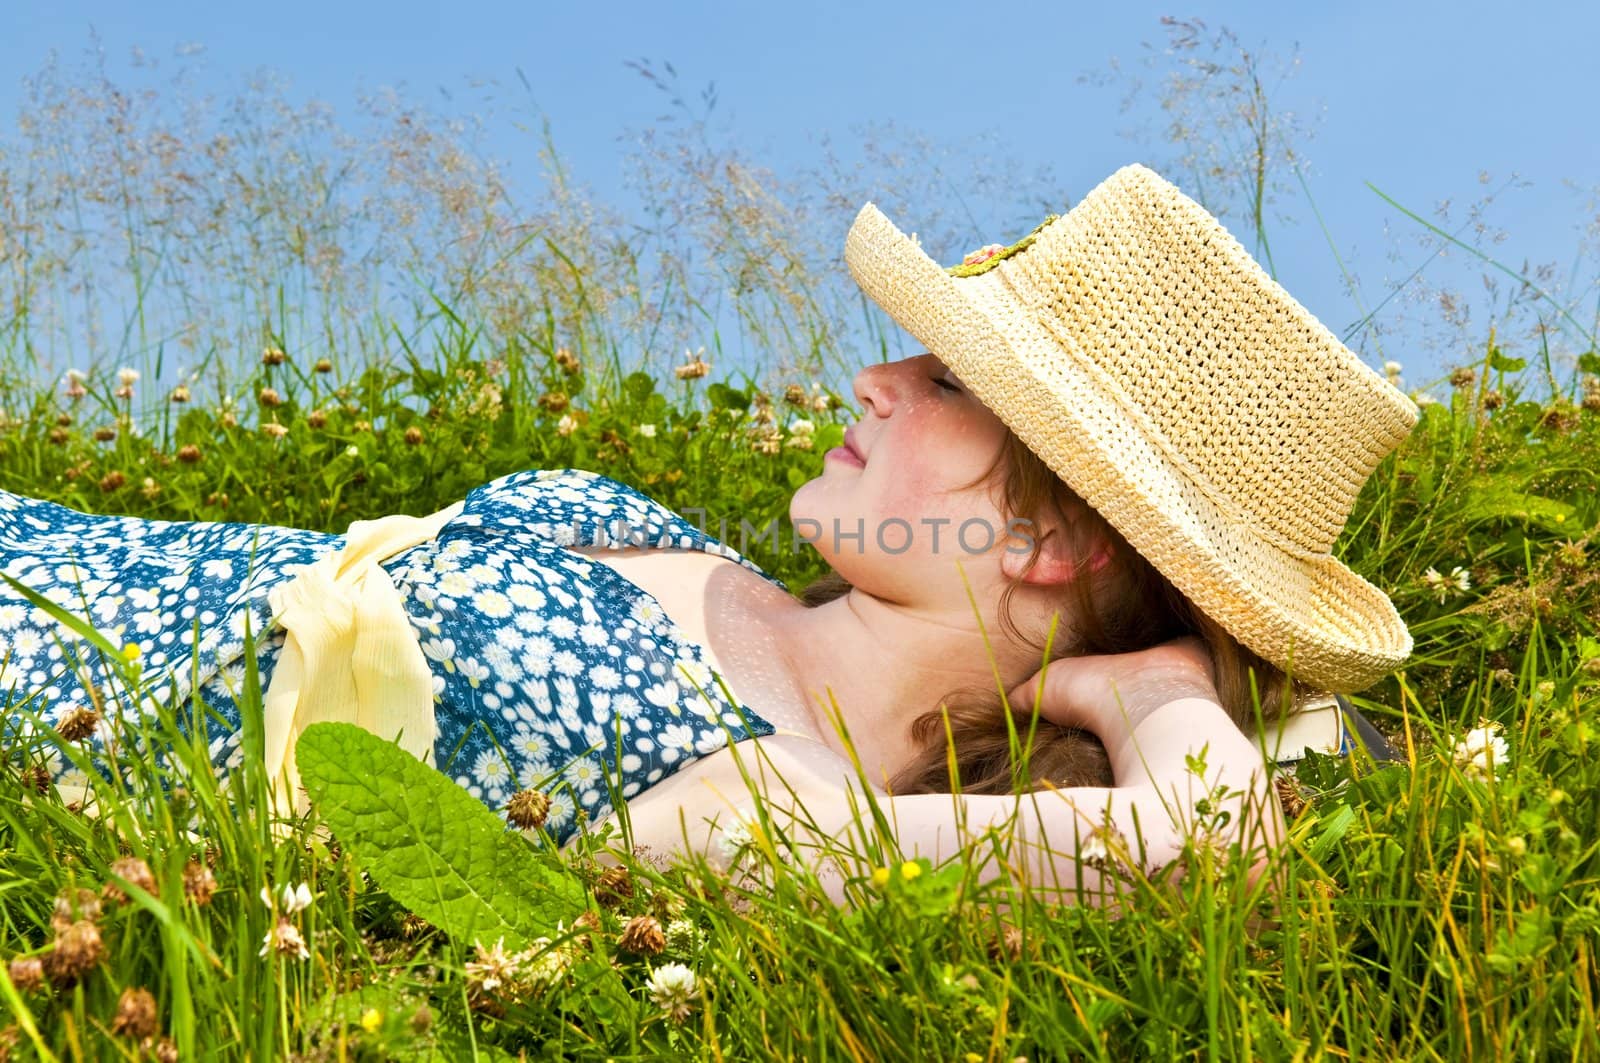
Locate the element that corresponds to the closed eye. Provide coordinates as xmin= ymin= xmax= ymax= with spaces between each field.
xmin=932 ymin=376 xmax=960 ymax=392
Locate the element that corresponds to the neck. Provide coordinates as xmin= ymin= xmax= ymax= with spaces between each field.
xmin=763 ymin=586 xmax=1048 ymax=785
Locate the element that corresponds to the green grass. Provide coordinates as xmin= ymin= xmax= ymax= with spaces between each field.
xmin=0 ymin=328 xmax=1597 ymax=1060
xmin=1 ymin=40 xmax=1598 ymax=1059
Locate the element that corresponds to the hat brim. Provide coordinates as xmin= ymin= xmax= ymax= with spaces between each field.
xmin=844 ymin=202 xmax=1411 ymax=693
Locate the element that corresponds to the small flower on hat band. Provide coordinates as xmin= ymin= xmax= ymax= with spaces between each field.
xmin=961 ymin=243 xmax=1006 ymax=267
xmin=944 ymin=214 xmax=1059 ymax=277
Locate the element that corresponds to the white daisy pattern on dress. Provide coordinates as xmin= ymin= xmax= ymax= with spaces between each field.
xmin=2 ymin=469 xmax=790 ymax=846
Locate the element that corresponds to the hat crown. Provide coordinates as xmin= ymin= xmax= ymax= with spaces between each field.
xmin=995 ymin=165 xmax=1416 ymax=555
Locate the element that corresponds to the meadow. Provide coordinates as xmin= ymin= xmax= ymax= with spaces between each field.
xmin=2 ymin=38 xmax=1599 ymax=1062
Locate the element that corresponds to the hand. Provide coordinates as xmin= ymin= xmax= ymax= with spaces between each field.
xmin=1005 ymin=636 xmax=1220 ymax=746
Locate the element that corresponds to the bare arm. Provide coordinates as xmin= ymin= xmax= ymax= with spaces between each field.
xmin=611 ymin=640 xmax=1285 ymax=906
xmin=835 ymin=694 xmax=1285 ymax=902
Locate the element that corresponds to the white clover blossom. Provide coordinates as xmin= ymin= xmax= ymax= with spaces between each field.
xmin=638 ymin=423 xmax=657 ymax=438
xmin=645 ymin=962 xmax=701 ymax=1022
xmin=717 ymin=816 xmax=753 ymax=860
xmin=117 ymin=367 xmax=140 ymax=386
xmin=259 ymin=880 xmax=313 ymax=917
xmin=465 ymin=937 xmax=520 ymax=995
xmin=557 ymin=414 xmax=578 ymax=436
xmin=521 ymin=937 xmax=572 ymax=991
xmin=788 ymin=418 xmax=814 ymax=436
xmin=1422 ymin=566 xmax=1472 ymax=603
xmin=1453 ymin=720 xmax=1509 ymax=781
xmin=1078 ymin=833 xmax=1111 ymax=866
xmin=260 ymin=919 xmax=310 ymax=960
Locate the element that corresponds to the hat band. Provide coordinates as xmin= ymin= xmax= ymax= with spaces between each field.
xmin=996 ymin=266 xmax=1341 ymax=564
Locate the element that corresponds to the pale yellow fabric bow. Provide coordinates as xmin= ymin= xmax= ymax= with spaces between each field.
xmin=262 ymin=500 xmax=464 ymax=821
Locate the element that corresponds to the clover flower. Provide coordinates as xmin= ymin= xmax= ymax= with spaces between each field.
xmin=674 ymin=349 xmax=711 ymax=380
xmin=111 ymin=986 xmax=159 ymax=1040
xmin=1421 ymin=565 xmax=1472 ymax=603
xmin=1453 ymin=720 xmax=1509 ymax=781
xmin=638 ymin=423 xmax=657 ymax=438
xmin=717 ymin=816 xmax=753 ymax=860
xmin=505 ymin=788 xmax=551 ymax=830
xmin=557 ymin=414 xmax=578 ymax=437
xmin=465 ymin=937 xmax=520 ymax=996
xmin=620 ymin=915 xmax=667 ymax=956
xmin=261 ymin=881 xmax=313 ymax=914
xmin=8 ymin=956 xmax=44 ymax=992
xmin=103 ymin=856 xmax=158 ymax=904
xmin=962 ymin=243 xmax=1006 ymax=266
xmin=645 ymin=962 xmax=701 ymax=1023
xmin=260 ymin=918 xmax=310 ymax=961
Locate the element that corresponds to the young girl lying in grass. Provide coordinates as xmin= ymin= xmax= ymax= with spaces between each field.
xmin=0 ymin=164 xmax=1417 ymax=900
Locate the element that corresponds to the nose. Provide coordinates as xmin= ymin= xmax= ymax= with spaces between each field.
xmin=852 ymin=362 xmax=898 ymax=418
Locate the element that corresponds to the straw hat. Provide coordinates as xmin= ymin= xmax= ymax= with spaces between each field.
xmin=843 ymin=163 xmax=1417 ymax=693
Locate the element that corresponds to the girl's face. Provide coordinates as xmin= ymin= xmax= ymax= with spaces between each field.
xmin=790 ymin=353 xmax=1018 ymax=601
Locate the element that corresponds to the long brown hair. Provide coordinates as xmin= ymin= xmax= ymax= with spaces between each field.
xmin=798 ymin=432 xmax=1304 ymax=793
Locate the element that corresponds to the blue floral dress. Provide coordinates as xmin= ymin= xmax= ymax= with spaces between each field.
xmin=0 ymin=469 xmax=787 ymax=842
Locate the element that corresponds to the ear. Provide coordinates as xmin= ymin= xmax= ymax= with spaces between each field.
xmin=999 ymin=524 xmax=1112 ymax=586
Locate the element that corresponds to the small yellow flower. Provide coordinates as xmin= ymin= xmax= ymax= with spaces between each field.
xmin=359 ymin=1008 xmax=383 ymax=1033
xmin=899 ymin=861 xmax=923 ymax=881
xmin=871 ymin=866 xmax=891 ymax=889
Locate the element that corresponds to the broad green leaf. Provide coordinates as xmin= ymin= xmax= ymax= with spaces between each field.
xmin=706 ymin=382 xmax=749 ymax=410
xmin=1488 ymin=348 xmax=1526 ymax=373
xmin=623 ymin=370 xmax=656 ymax=402
xmin=295 ymin=722 xmax=584 ymax=951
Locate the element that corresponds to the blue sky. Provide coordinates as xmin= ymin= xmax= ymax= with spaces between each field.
xmin=3 ymin=1 xmax=1597 ymax=385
